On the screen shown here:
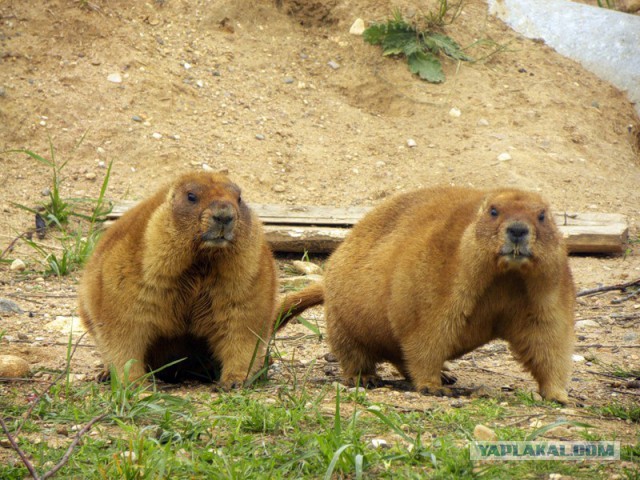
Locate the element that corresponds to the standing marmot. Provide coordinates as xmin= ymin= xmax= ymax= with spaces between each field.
xmin=280 ymin=187 xmax=575 ymax=404
xmin=78 ymin=172 xmax=277 ymax=389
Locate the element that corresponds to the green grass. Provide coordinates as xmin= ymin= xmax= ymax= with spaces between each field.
xmin=3 ymin=138 xmax=113 ymax=276
xmin=2 ymin=375 xmax=634 ymax=479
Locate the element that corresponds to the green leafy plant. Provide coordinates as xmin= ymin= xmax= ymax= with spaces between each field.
xmin=363 ymin=8 xmax=471 ymax=83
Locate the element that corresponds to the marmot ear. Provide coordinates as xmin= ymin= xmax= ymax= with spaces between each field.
xmin=478 ymin=195 xmax=491 ymax=215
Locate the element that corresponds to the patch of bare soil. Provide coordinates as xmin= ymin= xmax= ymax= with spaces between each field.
xmin=1 ymin=0 xmax=639 ymax=456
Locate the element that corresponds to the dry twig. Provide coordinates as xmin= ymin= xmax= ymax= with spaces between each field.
xmin=577 ymin=277 xmax=640 ymax=298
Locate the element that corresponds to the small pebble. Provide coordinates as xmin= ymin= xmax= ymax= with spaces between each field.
xmin=98 ymin=161 xmax=106 ymax=168
xmin=497 ymin=152 xmax=512 ymax=162
xmin=107 ymin=73 xmax=122 ymax=83
xmin=370 ymin=439 xmax=390 ymax=449
xmin=572 ymin=354 xmax=585 ymax=362
xmin=407 ymin=139 xmax=417 ymax=148
xmin=85 ymin=172 xmax=97 ymax=181
xmin=41 ymin=188 xmax=51 ymax=196
xmin=10 ymin=259 xmax=26 ymax=272
xmin=196 ymin=79 xmax=204 ymax=88
xmin=283 ymin=77 xmax=295 ymax=84
xmin=349 ymin=18 xmax=365 ymax=35
xmin=0 ymin=87 xmax=6 ymax=97
xmin=575 ymin=319 xmax=599 ymax=330
xmin=96 ymin=147 xmax=106 ymax=155
xmin=183 ymin=62 xmax=192 ymax=70
xmin=202 ymin=164 xmax=215 ymax=172
xmin=324 ymin=352 xmax=338 ymax=363
xmin=0 ymin=355 xmax=30 ymax=378
xmin=272 ymin=184 xmax=285 ymax=193
xmin=152 ymin=132 xmax=162 ymax=139
xmin=449 ymin=107 xmax=461 ymax=117
xmin=473 ymin=424 xmax=497 ymax=441
xmin=255 ymin=134 xmax=265 ymax=140
xmin=0 ymin=298 xmax=23 ymax=314
xmin=132 ymin=115 xmax=143 ymax=122
xmin=477 ymin=118 xmax=489 ymax=126
xmin=327 ymin=60 xmax=340 ymax=70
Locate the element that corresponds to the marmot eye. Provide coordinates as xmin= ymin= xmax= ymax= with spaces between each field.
xmin=538 ymin=210 xmax=546 ymax=222
xmin=490 ymin=207 xmax=499 ymax=217
xmin=187 ymin=192 xmax=198 ymax=203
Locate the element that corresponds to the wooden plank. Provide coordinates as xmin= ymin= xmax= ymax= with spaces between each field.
xmin=105 ymin=201 xmax=628 ymax=254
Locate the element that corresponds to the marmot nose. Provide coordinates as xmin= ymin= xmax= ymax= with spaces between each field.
xmin=211 ymin=203 xmax=236 ymax=226
xmin=507 ymin=223 xmax=529 ymax=243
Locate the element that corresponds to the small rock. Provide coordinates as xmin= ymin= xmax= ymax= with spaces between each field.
xmin=473 ymin=424 xmax=497 ymax=441
xmin=10 ymin=259 xmax=26 ymax=272
xmin=17 ymin=332 xmax=29 ymax=340
xmin=449 ymin=107 xmax=461 ymax=117
xmin=623 ymin=333 xmax=638 ymax=343
xmin=370 ymin=438 xmax=390 ymax=449
xmin=255 ymin=134 xmax=265 ymax=140
xmin=477 ymin=118 xmax=489 ymax=126
xmin=0 ymin=355 xmax=30 ymax=378
xmin=131 ymin=115 xmax=143 ymax=122
xmin=291 ymin=260 xmax=323 ymax=276
xmin=152 ymin=132 xmax=163 ymax=139
xmin=497 ymin=152 xmax=512 ymax=162
xmin=0 ymin=86 xmax=6 ymax=97
xmin=283 ymin=77 xmax=295 ymax=84
xmin=349 ymin=18 xmax=366 ymax=35
xmin=96 ymin=147 xmax=105 ymax=155
xmin=98 ymin=161 xmax=106 ymax=168
xmin=0 ymin=298 xmax=23 ymax=314
xmin=107 ymin=73 xmax=122 ymax=83
xmin=324 ymin=352 xmax=338 ymax=363
xmin=196 ymin=79 xmax=204 ymax=88
xmin=85 ymin=172 xmax=97 ymax=181
xmin=327 ymin=60 xmax=340 ymax=70
xmin=202 ymin=164 xmax=215 ymax=172
xmin=407 ymin=138 xmax=417 ymax=148
xmin=450 ymin=399 xmax=465 ymax=408
xmin=41 ymin=188 xmax=51 ymax=196
xmin=272 ymin=184 xmax=285 ymax=193
xmin=45 ymin=316 xmax=86 ymax=335
xmin=572 ymin=354 xmax=585 ymax=362
xmin=531 ymin=392 xmax=543 ymax=402
xmin=183 ymin=62 xmax=192 ymax=70
xmin=549 ymin=474 xmax=562 ymax=480
xmin=575 ymin=319 xmax=599 ymax=330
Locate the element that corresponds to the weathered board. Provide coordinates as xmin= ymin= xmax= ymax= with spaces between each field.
xmin=106 ymin=202 xmax=629 ymax=254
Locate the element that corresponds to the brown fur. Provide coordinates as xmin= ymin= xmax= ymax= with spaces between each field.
xmin=78 ymin=172 xmax=277 ymax=389
xmin=280 ymin=187 xmax=575 ymax=403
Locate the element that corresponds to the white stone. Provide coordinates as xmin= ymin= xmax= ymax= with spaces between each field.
xmin=575 ymin=319 xmax=599 ymax=329
xmin=370 ymin=438 xmax=390 ymax=449
xmin=349 ymin=18 xmax=366 ymax=35
xmin=202 ymin=163 xmax=215 ymax=172
xmin=407 ymin=138 xmax=417 ymax=148
xmin=10 ymin=259 xmax=26 ymax=272
xmin=497 ymin=152 xmax=512 ymax=162
xmin=152 ymin=132 xmax=162 ymax=139
xmin=477 ymin=118 xmax=490 ymax=126
xmin=107 ymin=73 xmax=122 ymax=83
xmin=45 ymin=316 xmax=86 ymax=335
xmin=572 ymin=354 xmax=585 ymax=362
xmin=449 ymin=107 xmax=462 ymax=117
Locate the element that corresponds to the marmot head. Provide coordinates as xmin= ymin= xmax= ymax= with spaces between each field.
xmin=170 ymin=172 xmax=248 ymax=249
xmin=474 ymin=190 xmax=561 ymax=272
